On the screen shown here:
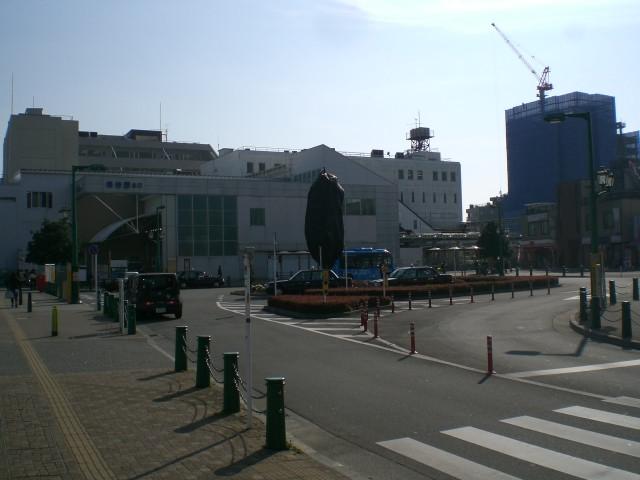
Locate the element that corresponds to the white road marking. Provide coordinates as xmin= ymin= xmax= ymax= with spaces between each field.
xmin=555 ymin=406 xmax=640 ymax=430
xmin=503 ymin=415 xmax=640 ymax=458
xmin=377 ymin=437 xmax=522 ymax=480
xmin=605 ymin=397 xmax=640 ymax=409
xmin=444 ymin=426 xmax=640 ymax=480
xmin=307 ymin=327 xmax=362 ymax=332
xmin=507 ymin=359 xmax=640 ymax=378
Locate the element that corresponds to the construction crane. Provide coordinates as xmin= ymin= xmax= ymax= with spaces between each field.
xmin=491 ymin=22 xmax=553 ymax=101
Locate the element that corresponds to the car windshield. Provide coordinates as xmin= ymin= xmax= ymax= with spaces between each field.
xmin=390 ymin=268 xmax=410 ymax=279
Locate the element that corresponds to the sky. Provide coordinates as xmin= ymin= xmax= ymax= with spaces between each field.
xmin=1 ymin=0 xmax=639 ymax=217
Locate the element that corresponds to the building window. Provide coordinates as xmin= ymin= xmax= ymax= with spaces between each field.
xmin=177 ymin=195 xmax=237 ymax=257
xmin=411 ymin=192 xmax=415 ymax=203
xmin=398 ymin=170 xmax=404 ymax=180
xmin=454 ymin=193 xmax=457 ymax=204
xmin=400 ymin=192 xmax=404 ymax=203
xmin=247 ymin=162 xmax=254 ymax=174
xmin=417 ymin=170 xmax=423 ymax=180
xmin=250 ymin=208 xmax=266 ymax=226
xmin=408 ymin=170 xmax=414 ymax=180
xmin=444 ymin=193 xmax=447 ymax=203
xmin=441 ymin=172 xmax=448 ymax=181
xmin=26 ymin=192 xmax=52 ymax=209
xmin=413 ymin=220 xmax=418 ymax=230
xmin=433 ymin=193 xmax=436 ymax=203
xmin=433 ymin=171 xmax=438 ymax=181
xmin=422 ymin=192 xmax=425 ymax=203
xmin=347 ymin=198 xmax=376 ymax=215
xmin=603 ymin=211 xmax=614 ymax=229
xmin=451 ymin=172 xmax=456 ymax=182
xmin=258 ymin=163 xmax=266 ymax=173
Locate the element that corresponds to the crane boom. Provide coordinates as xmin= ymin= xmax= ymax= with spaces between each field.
xmin=491 ymin=22 xmax=553 ymax=100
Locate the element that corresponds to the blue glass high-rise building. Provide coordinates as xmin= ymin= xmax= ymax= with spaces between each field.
xmin=503 ymin=92 xmax=617 ymax=220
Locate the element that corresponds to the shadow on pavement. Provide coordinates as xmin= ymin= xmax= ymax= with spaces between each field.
xmin=215 ymin=448 xmax=278 ymax=476
xmin=137 ymin=370 xmax=179 ymax=382
xmin=174 ymin=411 xmax=233 ymax=434
xmin=153 ymin=385 xmax=201 ymax=403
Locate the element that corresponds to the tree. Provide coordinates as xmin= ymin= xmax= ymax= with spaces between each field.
xmin=26 ymin=218 xmax=72 ymax=265
xmin=476 ymin=221 xmax=512 ymax=274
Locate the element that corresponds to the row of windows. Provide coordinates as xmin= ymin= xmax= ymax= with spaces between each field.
xmin=105 ymin=181 xmax=144 ymax=189
xmin=398 ymin=169 xmax=457 ymax=182
xmin=401 ymin=191 xmax=458 ymax=204
xmin=80 ymin=148 xmax=210 ymax=161
xmin=26 ymin=191 xmax=52 ymax=209
xmin=346 ymin=198 xmax=376 ymax=215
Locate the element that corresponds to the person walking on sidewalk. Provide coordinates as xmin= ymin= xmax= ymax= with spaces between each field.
xmin=6 ymin=271 xmax=19 ymax=308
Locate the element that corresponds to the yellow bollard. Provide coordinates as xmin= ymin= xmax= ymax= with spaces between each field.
xmin=51 ymin=306 xmax=58 ymax=337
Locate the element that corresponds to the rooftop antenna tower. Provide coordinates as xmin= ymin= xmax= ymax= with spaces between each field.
xmin=406 ymin=114 xmax=433 ymax=152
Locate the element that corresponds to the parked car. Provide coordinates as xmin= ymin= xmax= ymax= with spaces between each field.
xmin=177 ymin=270 xmax=224 ymax=289
xmin=265 ymin=269 xmax=351 ymax=295
xmin=371 ymin=266 xmax=452 ymax=287
xmin=126 ymin=273 xmax=182 ymax=319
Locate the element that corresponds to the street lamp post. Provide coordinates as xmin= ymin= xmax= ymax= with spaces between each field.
xmin=156 ymin=205 xmax=166 ymax=272
xmin=544 ymin=111 xmax=609 ymax=328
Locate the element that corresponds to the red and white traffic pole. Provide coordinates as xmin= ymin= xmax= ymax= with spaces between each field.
xmin=410 ymin=322 xmax=416 ymax=354
xmin=408 ymin=291 xmax=412 ymax=310
xmin=486 ymin=335 xmax=495 ymax=374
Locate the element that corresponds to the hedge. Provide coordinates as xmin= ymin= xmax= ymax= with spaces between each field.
xmin=268 ymin=294 xmax=389 ymax=315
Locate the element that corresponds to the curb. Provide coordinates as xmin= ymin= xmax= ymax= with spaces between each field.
xmin=569 ymin=314 xmax=640 ymax=350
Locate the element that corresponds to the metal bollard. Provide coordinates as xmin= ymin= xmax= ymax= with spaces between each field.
xmin=622 ymin=301 xmax=632 ymax=340
xmin=511 ymin=282 xmax=515 ymax=299
xmin=591 ymin=296 xmax=601 ymax=330
xmin=579 ymin=288 xmax=588 ymax=324
xmin=363 ymin=309 xmax=368 ymax=332
xmin=376 ymin=296 xmax=380 ymax=318
xmin=127 ymin=302 xmax=136 ymax=335
xmin=223 ymin=352 xmax=240 ymax=413
xmin=428 ymin=289 xmax=432 ymax=308
xmin=562 ymin=266 xmax=567 ymax=277
xmin=175 ymin=326 xmax=188 ymax=372
xmin=27 ymin=292 xmax=32 ymax=312
xmin=609 ymin=280 xmax=617 ymax=305
xmin=408 ymin=291 xmax=412 ymax=310
xmin=449 ymin=284 xmax=453 ymax=305
xmin=491 ymin=283 xmax=495 ymax=301
xmin=51 ymin=306 xmax=58 ymax=336
xmin=547 ymin=275 xmax=551 ymax=295
xmin=265 ymin=377 xmax=287 ymax=450
xmin=409 ymin=322 xmax=416 ymax=354
xmin=633 ymin=278 xmax=639 ymax=301
xmin=580 ymin=265 xmax=584 ymax=277
xmin=486 ymin=336 xmax=495 ymax=374
xmin=391 ymin=295 xmax=395 ymax=313
xmin=96 ymin=289 xmax=101 ymax=311
xmin=529 ymin=280 xmax=533 ymax=296
xmin=196 ymin=336 xmax=211 ymax=388
xmin=470 ymin=286 xmax=474 ymax=303
xmin=529 ymin=265 xmax=533 ymax=276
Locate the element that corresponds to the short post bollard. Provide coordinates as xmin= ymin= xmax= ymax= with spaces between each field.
xmin=51 ymin=306 xmax=58 ymax=336
xmin=486 ymin=335 xmax=495 ymax=374
xmin=376 ymin=296 xmax=380 ymax=318
xmin=223 ymin=352 xmax=240 ymax=413
xmin=470 ymin=286 xmax=474 ymax=303
xmin=547 ymin=275 xmax=551 ymax=295
xmin=360 ymin=301 xmax=365 ymax=326
xmin=579 ymin=288 xmax=588 ymax=324
xmin=408 ymin=291 xmax=412 ymax=310
xmin=27 ymin=292 xmax=32 ymax=312
xmin=591 ymin=296 xmax=601 ymax=330
xmin=391 ymin=295 xmax=395 ymax=313
xmin=622 ymin=301 xmax=632 ymax=340
xmin=633 ymin=278 xmax=639 ymax=301
xmin=97 ymin=289 xmax=101 ymax=311
xmin=428 ymin=289 xmax=432 ymax=308
xmin=265 ymin=377 xmax=287 ymax=450
xmin=529 ymin=280 xmax=533 ymax=296
xmin=491 ymin=283 xmax=495 ymax=301
xmin=449 ymin=284 xmax=453 ymax=305
xmin=529 ymin=265 xmax=533 ymax=276
xmin=363 ymin=309 xmax=368 ymax=333
xmin=511 ymin=282 xmax=515 ymax=299
xmin=175 ymin=326 xmax=188 ymax=372
xmin=580 ymin=265 xmax=584 ymax=277
xmin=409 ymin=321 xmax=416 ymax=354
xmin=562 ymin=266 xmax=567 ymax=277
xmin=196 ymin=336 xmax=211 ymax=388
xmin=127 ymin=303 xmax=136 ymax=334
xmin=609 ymin=280 xmax=617 ymax=305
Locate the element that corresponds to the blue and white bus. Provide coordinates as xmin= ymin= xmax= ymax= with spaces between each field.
xmin=332 ymin=247 xmax=394 ymax=281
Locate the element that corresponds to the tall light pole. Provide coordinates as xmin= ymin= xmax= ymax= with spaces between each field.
xmin=545 ymin=111 xmax=603 ymax=327
xmin=156 ymin=205 xmax=166 ymax=272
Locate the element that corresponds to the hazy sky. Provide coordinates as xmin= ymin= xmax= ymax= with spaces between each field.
xmin=1 ymin=0 xmax=639 ymax=216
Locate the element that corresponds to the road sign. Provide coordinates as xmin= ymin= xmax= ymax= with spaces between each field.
xmin=88 ymin=243 xmax=100 ymax=255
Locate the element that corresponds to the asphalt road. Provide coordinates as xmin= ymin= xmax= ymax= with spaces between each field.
xmin=115 ymin=277 xmax=640 ymax=480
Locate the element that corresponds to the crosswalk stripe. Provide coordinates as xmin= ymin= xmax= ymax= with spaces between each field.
xmin=502 ymin=416 xmax=640 ymax=458
xmin=605 ymin=397 xmax=640 ymax=409
xmin=508 ymin=359 xmax=640 ymax=378
xmin=443 ymin=426 xmax=640 ymax=480
xmin=556 ymin=406 xmax=640 ymax=430
xmin=307 ymin=327 xmax=362 ymax=331
xmin=377 ymin=437 xmax=522 ymax=480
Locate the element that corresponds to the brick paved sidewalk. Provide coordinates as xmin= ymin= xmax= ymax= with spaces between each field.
xmin=0 ymin=292 xmax=348 ymax=479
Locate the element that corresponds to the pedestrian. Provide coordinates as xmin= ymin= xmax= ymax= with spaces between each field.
xmin=28 ymin=269 xmax=37 ymax=290
xmin=6 ymin=271 xmax=19 ymax=308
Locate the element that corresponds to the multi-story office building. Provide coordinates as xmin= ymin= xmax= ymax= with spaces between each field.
xmin=503 ymin=92 xmax=617 ymax=221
